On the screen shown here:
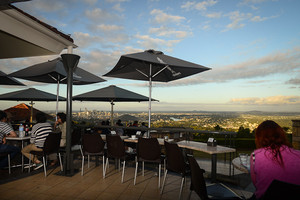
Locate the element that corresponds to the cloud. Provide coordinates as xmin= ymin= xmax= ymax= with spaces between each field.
xmin=113 ymin=3 xmax=125 ymax=12
xmin=205 ymin=12 xmax=222 ymax=18
xmin=286 ymin=78 xmax=300 ymax=85
xmin=149 ymin=26 xmax=191 ymax=38
xmin=135 ymin=34 xmax=180 ymax=50
xmin=73 ymin=31 xmax=129 ymax=49
xmin=25 ymin=0 xmax=65 ymax=12
xmin=250 ymin=15 xmax=278 ymax=22
xmin=153 ymin=47 xmax=300 ymax=87
xmin=150 ymin=9 xmax=186 ymax=24
xmin=207 ymin=47 xmax=300 ymax=81
xmin=96 ymin=24 xmax=124 ymax=32
xmin=223 ymin=11 xmax=252 ymax=31
xmin=229 ymin=96 xmax=300 ymax=105
xmin=181 ymin=0 xmax=217 ymax=11
xmin=85 ymin=8 xmax=120 ymax=22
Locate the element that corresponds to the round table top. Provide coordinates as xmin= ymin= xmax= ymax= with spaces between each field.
xmin=232 ymin=157 xmax=250 ymax=173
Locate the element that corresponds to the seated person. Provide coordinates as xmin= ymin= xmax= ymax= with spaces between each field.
xmin=21 ymin=112 xmax=52 ymax=170
xmin=49 ymin=112 xmax=66 ymax=166
xmin=250 ymin=120 xmax=300 ymax=199
xmin=115 ymin=119 xmax=124 ymax=136
xmin=99 ymin=120 xmax=110 ymax=135
xmin=0 ymin=111 xmax=19 ymax=169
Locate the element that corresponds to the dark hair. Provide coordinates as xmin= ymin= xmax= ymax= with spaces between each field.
xmin=116 ymin=119 xmax=122 ymax=126
xmin=57 ymin=112 xmax=66 ymax=123
xmin=36 ymin=112 xmax=47 ymax=123
xmin=0 ymin=110 xmax=7 ymax=121
xmin=255 ymin=120 xmax=291 ymax=166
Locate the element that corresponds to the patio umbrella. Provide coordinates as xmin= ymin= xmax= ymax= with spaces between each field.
xmin=0 ymin=88 xmax=65 ymax=122
xmin=4 ymin=103 xmax=53 ymax=122
xmin=73 ymin=85 xmax=158 ymax=125
xmin=104 ymin=49 xmax=211 ymax=130
xmin=0 ymin=71 xmax=25 ymax=86
xmin=9 ymin=57 xmax=106 ymax=116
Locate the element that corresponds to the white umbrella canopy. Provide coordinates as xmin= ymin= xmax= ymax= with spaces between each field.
xmin=73 ymin=85 xmax=158 ymax=125
xmin=9 ymin=57 xmax=106 ymax=116
xmin=104 ymin=49 xmax=211 ymax=130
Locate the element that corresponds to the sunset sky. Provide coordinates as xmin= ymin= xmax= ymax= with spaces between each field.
xmin=1 ymin=0 xmax=300 ymax=113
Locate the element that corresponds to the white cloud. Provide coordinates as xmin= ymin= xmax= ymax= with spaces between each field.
xmin=181 ymin=0 xmax=217 ymax=11
xmin=150 ymin=9 xmax=186 ymax=24
xmin=73 ymin=31 xmax=129 ymax=49
xmin=135 ymin=34 xmax=180 ymax=50
xmin=205 ymin=12 xmax=222 ymax=18
xmin=113 ymin=3 xmax=125 ymax=12
xmin=149 ymin=26 xmax=190 ymax=38
xmin=229 ymin=96 xmax=300 ymax=105
xmin=251 ymin=15 xmax=278 ymax=22
xmin=154 ymin=47 xmax=300 ymax=87
xmin=202 ymin=24 xmax=210 ymax=30
xmin=85 ymin=8 xmax=119 ymax=22
xmin=223 ymin=11 xmax=252 ymax=31
xmin=96 ymin=24 xmax=124 ymax=32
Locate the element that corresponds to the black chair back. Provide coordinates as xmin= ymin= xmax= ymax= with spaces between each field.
xmin=187 ymin=155 xmax=208 ymax=200
xmin=261 ymin=179 xmax=300 ymax=200
xmin=137 ymin=137 xmax=161 ymax=162
xmin=106 ymin=135 xmax=125 ymax=158
xmin=82 ymin=133 xmax=105 ymax=154
xmin=164 ymin=141 xmax=187 ymax=175
xmin=71 ymin=128 xmax=82 ymax=146
xmin=43 ymin=132 xmax=62 ymax=155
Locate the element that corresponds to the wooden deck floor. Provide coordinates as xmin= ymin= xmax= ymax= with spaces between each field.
xmin=0 ymin=158 xmax=254 ymax=200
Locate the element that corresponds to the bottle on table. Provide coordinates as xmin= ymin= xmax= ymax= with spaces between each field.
xmin=25 ymin=124 xmax=29 ymax=136
xmin=19 ymin=123 xmax=25 ymax=137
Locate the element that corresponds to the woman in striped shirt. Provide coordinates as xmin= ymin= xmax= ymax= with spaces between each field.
xmin=21 ymin=112 xmax=52 ymax=170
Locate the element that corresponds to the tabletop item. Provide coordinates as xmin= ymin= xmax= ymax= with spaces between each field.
xmin=207 ymin=137 xmax=217 ymax=147
xmin=131 ymin=135 xmax=136 ymax=139
xmin=239 ymin=153 xmax=248 ymax=167
xmin=19 ymin=123 xmax=25 ymax=137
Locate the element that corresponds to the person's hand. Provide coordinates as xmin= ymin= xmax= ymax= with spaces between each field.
xmin=2 ymin=137 xmax=6 ymax=144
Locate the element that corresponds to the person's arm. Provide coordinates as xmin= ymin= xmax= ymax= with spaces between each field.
xmin=54 ymin=121 xmax=59 ymax=131
xmin=7 ymin=130 xmax=17 ymax=137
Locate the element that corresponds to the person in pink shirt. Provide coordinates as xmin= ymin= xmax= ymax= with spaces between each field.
xmin=250 ymin=120 xmax=300 ymax=199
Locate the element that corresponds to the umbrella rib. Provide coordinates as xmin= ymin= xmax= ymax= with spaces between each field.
xmin=135 ymin=68 xmax=149 ymax=78
xmin=48 ymin=74 xmax=59 ymax=82
xmin=152 ymin=65 xmax=168 ymax=78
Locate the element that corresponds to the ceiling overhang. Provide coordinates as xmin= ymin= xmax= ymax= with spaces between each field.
xmin=0 ymin=5 xmax=77 ymax=59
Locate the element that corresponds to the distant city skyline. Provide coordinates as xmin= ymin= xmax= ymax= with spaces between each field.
xmin=1 ymin=0 xmax=300 ymax=113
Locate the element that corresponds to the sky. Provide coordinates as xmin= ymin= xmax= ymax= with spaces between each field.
xmin=1 ymin=0 xmax=300 ymax=113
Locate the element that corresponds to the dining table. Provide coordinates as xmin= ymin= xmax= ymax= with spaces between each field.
xmin=177 ymin=140 xmax=236 ymax=182
xmin=123 ymin=137 xmax=236 ymax=182
xmin=6 ymin=135 xmax=31 ymax=172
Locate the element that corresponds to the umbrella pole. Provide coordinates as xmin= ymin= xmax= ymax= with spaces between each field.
xmin=55 ymin=77 xmax=60 ymax=121
xmin=111 ymin=100 xmax=114 ymax=126
xmin=148 ymin=64 xmax=152 ymax=137
xmin=29 ymin=100 xmax=34 ymax=123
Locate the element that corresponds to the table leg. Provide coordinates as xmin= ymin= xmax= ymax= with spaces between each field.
xmin=21 ymin=140 xmax=24 ymax=172
xmin=229 ymin=152 xmax=232 ymax=176
xmin=211 ymin=154 xmax=217 ymax=182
